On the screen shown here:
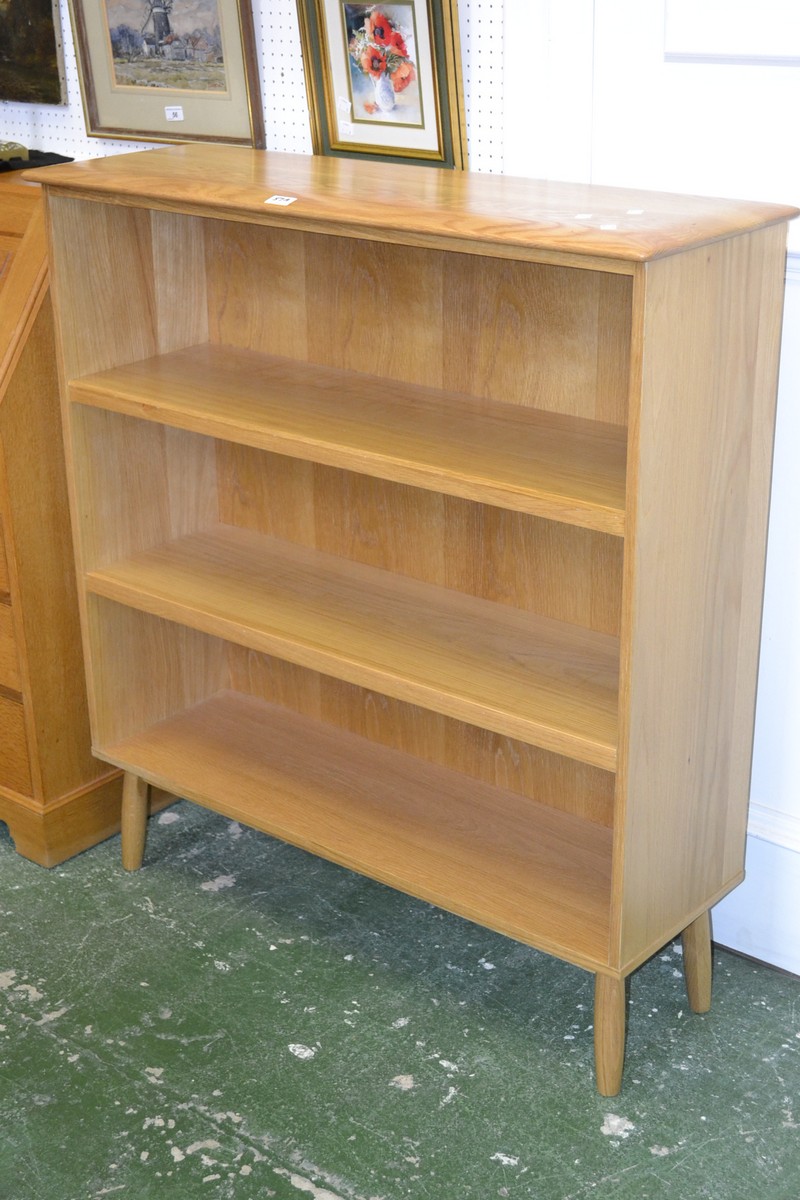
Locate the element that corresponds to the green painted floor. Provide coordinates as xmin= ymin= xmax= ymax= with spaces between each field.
xmin=1 ymin=800 xmax=799 ymax=1200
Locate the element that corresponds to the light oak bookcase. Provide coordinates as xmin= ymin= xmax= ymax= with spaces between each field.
xmin=36 ymin=146 xmax=797 ymax=1093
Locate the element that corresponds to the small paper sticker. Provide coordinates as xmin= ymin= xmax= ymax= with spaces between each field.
xmin=339 ymin=122 xmax=355 ymax=137
xmin=265 ymin=195 xmax=298 ymax=207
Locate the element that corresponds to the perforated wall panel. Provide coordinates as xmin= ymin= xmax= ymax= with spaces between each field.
xmin=0 ymin=1 xmax=503 ymax=173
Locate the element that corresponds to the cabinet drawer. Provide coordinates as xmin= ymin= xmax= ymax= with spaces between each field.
xmin=0 ymin=692 xmax=32 ymax=795
xmin=0 ymin=526 xmax=9 ymax=593
xmin=0 ymin=604 xmax=22 ymax=691
xmin=0 ymin=603 xmax=21 ymax=691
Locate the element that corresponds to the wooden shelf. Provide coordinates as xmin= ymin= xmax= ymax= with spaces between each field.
xmin=69 ymin=345 xmax=628 ymax=535
xmin=100 ymin=689 xmax=613 ymax=971
xmin=86 ymin=524 xmax=620 ymax=770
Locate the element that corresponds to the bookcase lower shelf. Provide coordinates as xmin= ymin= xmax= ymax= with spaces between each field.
xmin=111 ymin=689 xmax=715 ymax=1098
xmin=102 ymin=689 xmax=613 ymax=970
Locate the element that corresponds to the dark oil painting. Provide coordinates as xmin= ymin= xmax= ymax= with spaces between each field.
xmin=0 ymin=0 xmax=66 ymax=104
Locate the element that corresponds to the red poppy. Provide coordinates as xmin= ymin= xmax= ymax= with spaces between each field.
xmin=366 ymin=11 xmax=393 ymax=45
xmin=360 ymin=47 xmax=387 ymax=76
xmin=391 ymin=59 xmax=416 ymax=93
xmin=389 ymin=30 xmax=408 ymax=57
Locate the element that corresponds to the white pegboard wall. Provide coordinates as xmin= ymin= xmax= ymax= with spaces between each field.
xmin=0 ymin=1 xmax=501 ymax=172
xmin=0 ymin=0 xmax=156 ymax=158
xmin=460 ymin=0 xmax=503 ymax=172
xmin=256 ymin=0 xmax=313 ymax=154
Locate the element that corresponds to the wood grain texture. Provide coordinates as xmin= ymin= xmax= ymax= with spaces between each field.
xmin=85 ymin=598 xmax=229 ymax=750
xmin=99 ymin=689 xmax=614 ymax=971
xmin=69 ymin=346 xmax=627 ymax=534
xmin=682 ymin=910 xmax=712 ymax=1014
xmin=84 ymin=524 xmax=620 ymax=770
xmin=227 ymin=654 xmax=616 ymax=829
xmin=0 ymin=602 xmax=21 ymax=694
xmin=47 ymin=197 xmax=158 ymax=381
xmin=0 ymin=176 xmax=122 ymax=864
xmin=0 ymin=691 xmax=31 ymax=795
xmin=28 ymin=145 xmax=799 ymax=265
xmin=594 ymin=974 xmax=626 ymax=1096
xmin=612 ymin=225 xmax=790 ymax=972
xmin=0 ymin=181 xmax=42 ymax=237
xmin=0 ymin=774 xmax=123 ymax=868
xmin=0 ymin=526 xmax=10 ymax=593
xmin=38 ymin=150 xmax=796 ymax=1090
xmin=121 ymin=771 xmax=149 ymax=871
xmin=206 ymin=223 xmax=631 ymax=421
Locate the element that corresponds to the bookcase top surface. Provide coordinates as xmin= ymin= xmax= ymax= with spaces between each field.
xmin=31 ymin=144 xmax=798 ymax=264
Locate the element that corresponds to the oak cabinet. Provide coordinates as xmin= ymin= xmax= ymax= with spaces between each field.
xmin=0 ymin=175 xmax=122 ymax=864
xmin=36 ymin=146 xmax=797 ymax=1091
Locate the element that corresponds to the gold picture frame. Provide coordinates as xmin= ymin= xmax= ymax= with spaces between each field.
xmin=69 ymin=0 xmax=265 ymax=146
xmin=296 ymin=1 xmax=466 ymax=168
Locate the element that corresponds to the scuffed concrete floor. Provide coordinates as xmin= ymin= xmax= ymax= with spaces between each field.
xmin=1 ymin=800 xmax=799 ymax=1200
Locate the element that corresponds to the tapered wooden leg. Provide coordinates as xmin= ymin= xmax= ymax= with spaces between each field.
xmin=594 ymin=973 xmax=627 ymax=1096
xmin=121 ymin=772 xmax=149 ymax=871
xmin=681 ymin=909 xmax=712 ymax=1013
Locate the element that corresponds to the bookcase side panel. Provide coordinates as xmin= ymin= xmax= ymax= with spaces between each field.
xmin=613 ymin=225 xmax=789 ymax=970
xmin=70 ymin=411 xmax=219 ymax=740
xmin=47 ymin=198 xmax=158 ymax=380
xmin=70 ymin=410 xmax=218 ymax=572
xmin=87 ymin=599 xmax=229 ymax=750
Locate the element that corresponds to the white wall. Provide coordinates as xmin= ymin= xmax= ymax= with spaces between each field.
xmin=711 ymin=262 xmax=800 ymax=975
xmin=3 ymin=0 xmax=798 ymax=972
xmin=505 ymin=0 xmax=800 ymax=974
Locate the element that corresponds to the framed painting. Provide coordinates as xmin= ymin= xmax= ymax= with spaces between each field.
xmin=0 ymin=0 xmax=67 ymax=104
xmin=68 ymin=0 xmax=265 ymax=145
xmin=296 ymin=1 xmax=467 ymax=168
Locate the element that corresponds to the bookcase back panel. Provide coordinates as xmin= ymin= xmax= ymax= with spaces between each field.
xmin=230 ymin=650 xmax=615 ymax=826
xmin=204 ymin=219 xmax=309 ymax=362
xmin=440 ymin=255 xmax=631 ymax=424
xmin=216 ymin=445 xmax=623 ymax=635
xmin=203 ymin=220 xmax=632 ymax=423
xmin=151 ymin=210 xmax=210 ymax=354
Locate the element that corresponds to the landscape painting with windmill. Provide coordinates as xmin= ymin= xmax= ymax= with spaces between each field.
xmin=104 ymin=0 xmax=228 ymax=91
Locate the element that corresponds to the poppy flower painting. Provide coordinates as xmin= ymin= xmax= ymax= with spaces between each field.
xmin=346 ymin=5 xmax=421 ymax=126
xmin=297 ymin=0 xmax=466 ymax=168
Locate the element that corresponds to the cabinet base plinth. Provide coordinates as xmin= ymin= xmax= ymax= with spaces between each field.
xmin=0 ymin=774 xmax=123 ymax=867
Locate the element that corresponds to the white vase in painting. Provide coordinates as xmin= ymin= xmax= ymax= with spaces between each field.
xmin=372 ymin=71 xmax=396 ymax=113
